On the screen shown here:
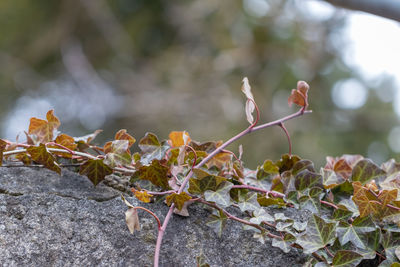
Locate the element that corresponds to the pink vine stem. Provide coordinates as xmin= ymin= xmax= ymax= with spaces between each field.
xmin=153 ymin=107 xmax=312 ymax=267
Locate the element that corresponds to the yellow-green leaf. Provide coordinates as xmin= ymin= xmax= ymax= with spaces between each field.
xmin=79 ymin=159 xmax=113 ymax=186
xmin=166 ymin=192 xmax=191 ymax=210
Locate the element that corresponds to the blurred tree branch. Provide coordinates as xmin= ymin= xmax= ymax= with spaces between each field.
xmin=320 ymin=0 xmax=400 ymax=22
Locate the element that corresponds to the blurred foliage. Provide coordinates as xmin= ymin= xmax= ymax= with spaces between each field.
xmin=0 ymin=0 xmax=398 ymax=168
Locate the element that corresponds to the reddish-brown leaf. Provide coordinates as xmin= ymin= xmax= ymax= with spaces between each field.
xmin=115 ymin=129 xmax=136 ymax=148
xmin=288 ymin=81 xmax=309 ymax=108
xmin=205 ymin=152 xmax=232 ymax=169
xmin=27 ymin=143 xmax=61 ymax=174
xmin=28 ymin=110 xmax=61 ymax=143
xmin=352 ymin=182 xmax=381 ymax=217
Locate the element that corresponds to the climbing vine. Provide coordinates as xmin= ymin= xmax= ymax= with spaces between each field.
xmin=0 ymin=79 xmax=399 ymax=267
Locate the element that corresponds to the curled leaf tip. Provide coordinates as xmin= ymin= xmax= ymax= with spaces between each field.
xmin=288 ymin=81 xmax=309 ymax=108
xmin=241 ymin=77 xmax=255 ymax=125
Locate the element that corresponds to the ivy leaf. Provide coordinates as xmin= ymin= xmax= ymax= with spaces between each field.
xmin=115 ymin=129 xmax=136 ymax=147
xmin=296 ymin=214 xmax=337 ymax=254
xmin=332 ymin=250 xmax=363 ymax=267
xmin=241 ymin=77 xmax=255 ymax=124
xmin=15 ymin=153 xmax=32 ymax=165
xmin=333 ymin=208 xmax=354 ymax=221
xmin=205 ymin=151 xmax=232 ymax=170
xmin=292 ymin=159 xmax=316 ymax=175
xmin=138 ymin=132 xmax=161 ymax=152
xmin=133 ymin=190 xmax=153 ymax=203
xmin=351 ymin=159 xmax=385 ymax=185
xmin=138 ymin=133 xmax=169 ymax=165
xmin=249 ymin=208 xmax=274 ymax=224
xmin=28 ymin=110 xmax=61 ymax=143
xmin=206 ymin=210 xmax=228 ymax=237
xmin=256 ymin=160 xmax=280 ymax=180
xmin=336 ymin=216 xmax=376 ymax=249
xmin=352 ymin=182 xmax=381 ymax=217
xmin=298 ymin=187 xmax=323 ymax=213
xmin=137 ymin=159 xmax=170 ymax=189
xmin=125 ymin=208 xmax=140 ymax=234
xmin=295 ymin=169 xmax=323 ymax=191
xmin=382 ymin=231 xmax=400 ymax=264
xmin=74 ymin=129 xmax=103 ymax=150
xmin=357 ymin=228 xmax=381 ymax=260
xmin=166 ymin=192 xmax=191 ymax=211
xmin=380 ymin=173 xmax=400 ymax=200
xmin=169 ymin=131 xmax=191 ymax=147
xmin=79 ymin=159 xmax=113 ymax=186
xmin=0 ymin=139 xmax=7 ymax=166
xmin=288 ymin=81 xmax=309 ymax=108
xmin=51 ymin=134 xmax=77 ymax=158
xmin=257 ymin=194 xmax=286 ymax=207
xmin=238 ymin=192 xmax=261 ymax=212
xmin=104 ymin=140 xmax=132 ymax=168
xmin=204 ymin=181 xmax=233 ymax=208
xmin=275 ymin=154 xmax=301 ymax=173
xmin=27 ymin=143 xmax=61 ymax=174
xmin=271 ymin=233 xmax=295 ymax=253
xmin=378 ymin=189 xmax=398 ymax=206
xmin=188 ymin=168 xmax=226 ymax=194
xmin=322 ymin=169 xmax=345 ymax=189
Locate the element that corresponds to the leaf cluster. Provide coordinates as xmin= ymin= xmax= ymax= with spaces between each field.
xmin=0 ymin=80 xmax=399 ymax=266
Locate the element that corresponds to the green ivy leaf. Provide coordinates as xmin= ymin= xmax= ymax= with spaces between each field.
xmin=357 ymin=228 xmax=381 ymax=260
xmin=204 ymin=181 xmax=233 ymax=208
xmin=257 ymin=194 xmax=286 ymax=207
xmin=249 ymin=208 xmax=274 ymax=225
xmin=296 ymin=214 xmax=337 ymax=254
xmin=336 ymin=216 xmax=376 ymax=249
xmin=332 ymin=250 xmax=363 ymax=267
xmin=295 ymin=169 xmax=323 ymax=191
xmin=382 ymin=231 xmax=400 ymax=263
xmin=206 ymin=210 xmax=228 ymax=237
xmin=238 ymin=192 xmax=261 ymax=212
xmin=322 ymin=169 xmax=346 ymax=189
xmin=271 ymin=233 xmax=295 ymax=253
xmin=256 ymin=160 xmax=279 ymax=180
xmin=275 ymin=154 xmax=301 ymax=173
xmin=188 ymin=168 xmax=226 ymax=194
xmin=138 ymin=132 xmax=169 ymax=165
xmin=298 ymin=187 xmax=323 ymax=213
xmin=292 ymin=159 xmax=315 ymax=175
xmin=332 ymin=208 xmax=354 ymax=221
xmin=351 ymin=159 xmax=386 ymax=185
xmin=79 ymin=159 xmax=113 ymax=186
xmin=137 ymin=159 xmax=170 ymax=189
xmin=166 ymin=192 xmax=191 ymax=211
xmin=27 ymin=143 xmax=61 ymax=174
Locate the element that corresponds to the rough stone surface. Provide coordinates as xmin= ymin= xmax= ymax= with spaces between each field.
xmin=0 ymin=167 xmax=308 ymax=266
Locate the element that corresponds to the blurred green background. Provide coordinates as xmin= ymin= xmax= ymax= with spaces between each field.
xmin=0 ymin=0 xmax=398 ymax=169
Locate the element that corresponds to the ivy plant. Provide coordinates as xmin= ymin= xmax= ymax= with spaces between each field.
xmin=0 ymin=78 xmax=399 ymax=267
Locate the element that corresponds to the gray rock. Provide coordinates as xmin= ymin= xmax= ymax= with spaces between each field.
xmin=0 ymin=167 xmax=308 ymax=266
